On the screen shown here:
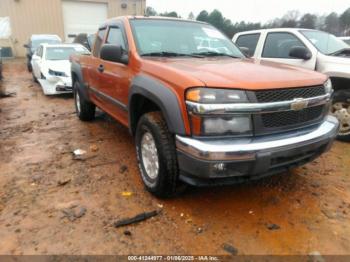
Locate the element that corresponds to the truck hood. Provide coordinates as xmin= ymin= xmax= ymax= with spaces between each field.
xmin=317 ymin=52 xmax=350 ymax=78
xmin=319 ymin=53 xmax=350 ymax=66
xmin=142 ymin=57 xmax=327 ymax=90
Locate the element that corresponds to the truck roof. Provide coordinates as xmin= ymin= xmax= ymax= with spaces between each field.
xmin=234 ymin=28 xmax=321 ymax=36
xmin=99 ymin=16 xmax=208 ymax=28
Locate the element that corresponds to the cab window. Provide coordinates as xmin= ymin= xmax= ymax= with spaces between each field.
xmin=93 ymin=28 xmax=107 ymax=57
xmin=106 ymin=27 xmax=127 ymax=50
xmin=236 ymin=33 xmax=260 ymax=57
xmin=262 ymin=32 xmax=306 ymax=59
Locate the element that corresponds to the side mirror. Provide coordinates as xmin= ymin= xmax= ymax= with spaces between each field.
xmin=23 ymin=44 xmax=29 ymax=48
xmin=239 ymin=46 xmax=251 ymax=57
xmin=100 ymin=44 xmax=128 ymax=64
xmin=289 ymin=46 xmax=312 ymax=60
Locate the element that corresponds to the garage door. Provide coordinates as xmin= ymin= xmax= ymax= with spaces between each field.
xmin=62 ymin=1 xmax=108 ymax=42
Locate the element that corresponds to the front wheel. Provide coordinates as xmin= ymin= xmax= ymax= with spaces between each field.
xmin=330 ymin=92 xmax=350 ymax=142
xmin=135 ymin=112 xmax=179 ymax=198
xmin=27 ymin=61 xmax=32 ymax=72
xmin=74 ymin=81 xmax=95 ymax=121
xmin=32 ymin=71 xmax=38 ymax=83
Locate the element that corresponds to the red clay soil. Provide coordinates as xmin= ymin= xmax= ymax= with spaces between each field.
xmin=0 ymin=60 xmax=349 ymax=255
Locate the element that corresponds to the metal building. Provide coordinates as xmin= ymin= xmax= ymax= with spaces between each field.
xmin=0 ymin=0 xmax=146 ymax=57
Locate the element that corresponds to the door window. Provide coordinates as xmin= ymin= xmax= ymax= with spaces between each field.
xmin=93 ymin=28 xmax=107 ymax=57
xmin=262 ymin=32 xmax=306 ymax=59
xmin=106 ymin=27 xmax=127 ymax=50
xmin=236 ymin=33 xmax=260 ymax=56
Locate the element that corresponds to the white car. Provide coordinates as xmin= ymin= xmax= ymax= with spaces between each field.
xmin=233 ymin=28 xmax=350 ymax=141
xmin=339 ymin=36 xmax=350 ymax=46
xmin=31 ymin=43 xmax=90 ymax=95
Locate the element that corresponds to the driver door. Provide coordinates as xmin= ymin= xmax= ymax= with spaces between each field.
xmin=98 ymin=25 xmax=131 ymax=126
xmin=259 ymin=32 xmax=317 ymax=70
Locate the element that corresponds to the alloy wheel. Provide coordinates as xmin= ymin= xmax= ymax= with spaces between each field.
xmin=140 ymin=131 xmax=159 ymax=179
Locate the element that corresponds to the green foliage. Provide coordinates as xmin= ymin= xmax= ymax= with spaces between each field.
xmin=159 ymin=11 xmax=180 ymax=18
xmin=145 ymin=7 xmax=180 ymax=18
xmin=340 ymin=8 xmax=350 ymax=30
xmin=299 ymin=13 xmax=317 ymax=29
xmin=145 ymin=6 xmax=350 ymax=37
xmin=196 ymin=10 xmax=209 ymax=22
xmin=145 ymin=6 xmax=157 ymax=16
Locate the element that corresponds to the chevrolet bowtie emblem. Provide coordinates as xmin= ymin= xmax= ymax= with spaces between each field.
xmin=291 ymin=98 xmax=309 ymax=111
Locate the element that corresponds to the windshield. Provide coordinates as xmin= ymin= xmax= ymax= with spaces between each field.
xmin=45 ymin=46 xmax=89 ymax=60
xmin=301 ymin=30 xmax=348 ymax=55
xmin=130 ymin=19 xmax=244 ymax=58
xmin=32 ymin=39 xmax=60 ymax=50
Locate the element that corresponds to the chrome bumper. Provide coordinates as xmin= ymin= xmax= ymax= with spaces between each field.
xmin=176 ymin=116 xmax=339 ymax=161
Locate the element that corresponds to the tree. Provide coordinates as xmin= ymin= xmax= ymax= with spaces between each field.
xmin=159 ymin=11 xmax=180 ymax=18
xmin=280 ymin=19 xmax=298 ymax=27
xmin=196 ymin=9 xmax=261 ymax=38
xmin=283 ymin=10 xmax=300 ymax=22
xmin=147 ymin=6 xmax=350 ymax=38
xmin=324 ymin=12 xmax=340 ymax=35
xmin=188 ymin=12 xmax=195 ymax=20
xmin=299 ymin=13 xmax=317 ymax=29
xmin=196 ymin=10 xmax=209 ymax=22
xmin=340 ymin=8 xmax=350 ymax=34
xmin=145 ymin=6 xmax=157 ymax=16
xmin=207 ymin=9 xmax=225 ymax=30
xmin=280 ymin=10 xmax=300 ymax=28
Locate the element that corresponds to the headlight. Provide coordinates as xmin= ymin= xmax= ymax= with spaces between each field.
xmin=189 ymin=114 xmax=252 ymax=137
xmin=186 ymin=88 xmax=248 ymax=103
xmin=186 ymin=88 xmax=252 ymax=137
xmin=202 ymin=116 xmax=252 ymax=136
xmin=324 ymin=78 xmax=333 ymax=94
xmin=48 ymin=69 xmax=67 ymax=77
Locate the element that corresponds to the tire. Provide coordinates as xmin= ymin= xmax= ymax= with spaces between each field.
xmin=27 ymin=62 xmax=32 ymax=73
xmin=74 ymin=81 xmax=95 ymax=121
xmin=330 ymin=91 xmax=350 ymax=142
xmin=32 ymin=71 xmax=38 ymax=83
xmin=135 ymin=111 xmax=179 ymax=198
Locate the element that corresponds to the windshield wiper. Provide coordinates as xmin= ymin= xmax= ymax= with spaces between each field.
xmin=191 ymin=51 xmax=239 ymax=58
xmin=141 ymin=51 xmax=204 ymax=58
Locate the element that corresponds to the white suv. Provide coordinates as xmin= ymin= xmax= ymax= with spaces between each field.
xmin=233 ymin=28 xmax=350 ymax=141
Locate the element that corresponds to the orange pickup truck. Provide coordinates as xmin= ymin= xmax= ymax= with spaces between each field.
xmin=71 ymin=16 xmax=339 ymax=198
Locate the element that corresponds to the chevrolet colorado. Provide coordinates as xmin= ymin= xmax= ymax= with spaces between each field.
xmin=71 ymin=17 xmax=339 ymax=198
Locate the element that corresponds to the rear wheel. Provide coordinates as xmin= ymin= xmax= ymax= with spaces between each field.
xmin=27 ymin=61 xmax=32 ymax=72
xmin=330 ymin=92 xmax=350 ymax=142
xmin=32 ymin=71 xmax=38 ymax=83
xmin=74 ymin=81 xmax=95 ymax=121
xmin=135 ymin=111 xmax=179 ymax=198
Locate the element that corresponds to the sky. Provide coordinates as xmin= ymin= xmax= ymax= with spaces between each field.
xmin=147 ymin=0 xmax=350 ymax=23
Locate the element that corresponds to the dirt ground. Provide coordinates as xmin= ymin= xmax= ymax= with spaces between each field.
xmin=0 ymin=59 xmax=350 ymax=255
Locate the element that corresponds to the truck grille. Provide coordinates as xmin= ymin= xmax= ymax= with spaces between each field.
xmin=255 ymin=85 xmax=325 ymax=102
xmin=251 ymin=85 xmax=328 ymax=135
xmin=261 ymin=105 xmax=324 ymax=128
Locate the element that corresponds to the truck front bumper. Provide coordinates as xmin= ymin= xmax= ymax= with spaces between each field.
xmin=176 ymin=116 xmax=339 ymax=186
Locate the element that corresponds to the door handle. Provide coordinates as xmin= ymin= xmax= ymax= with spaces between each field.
xmin=98 ymin=64 xmax=104 ymax=73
